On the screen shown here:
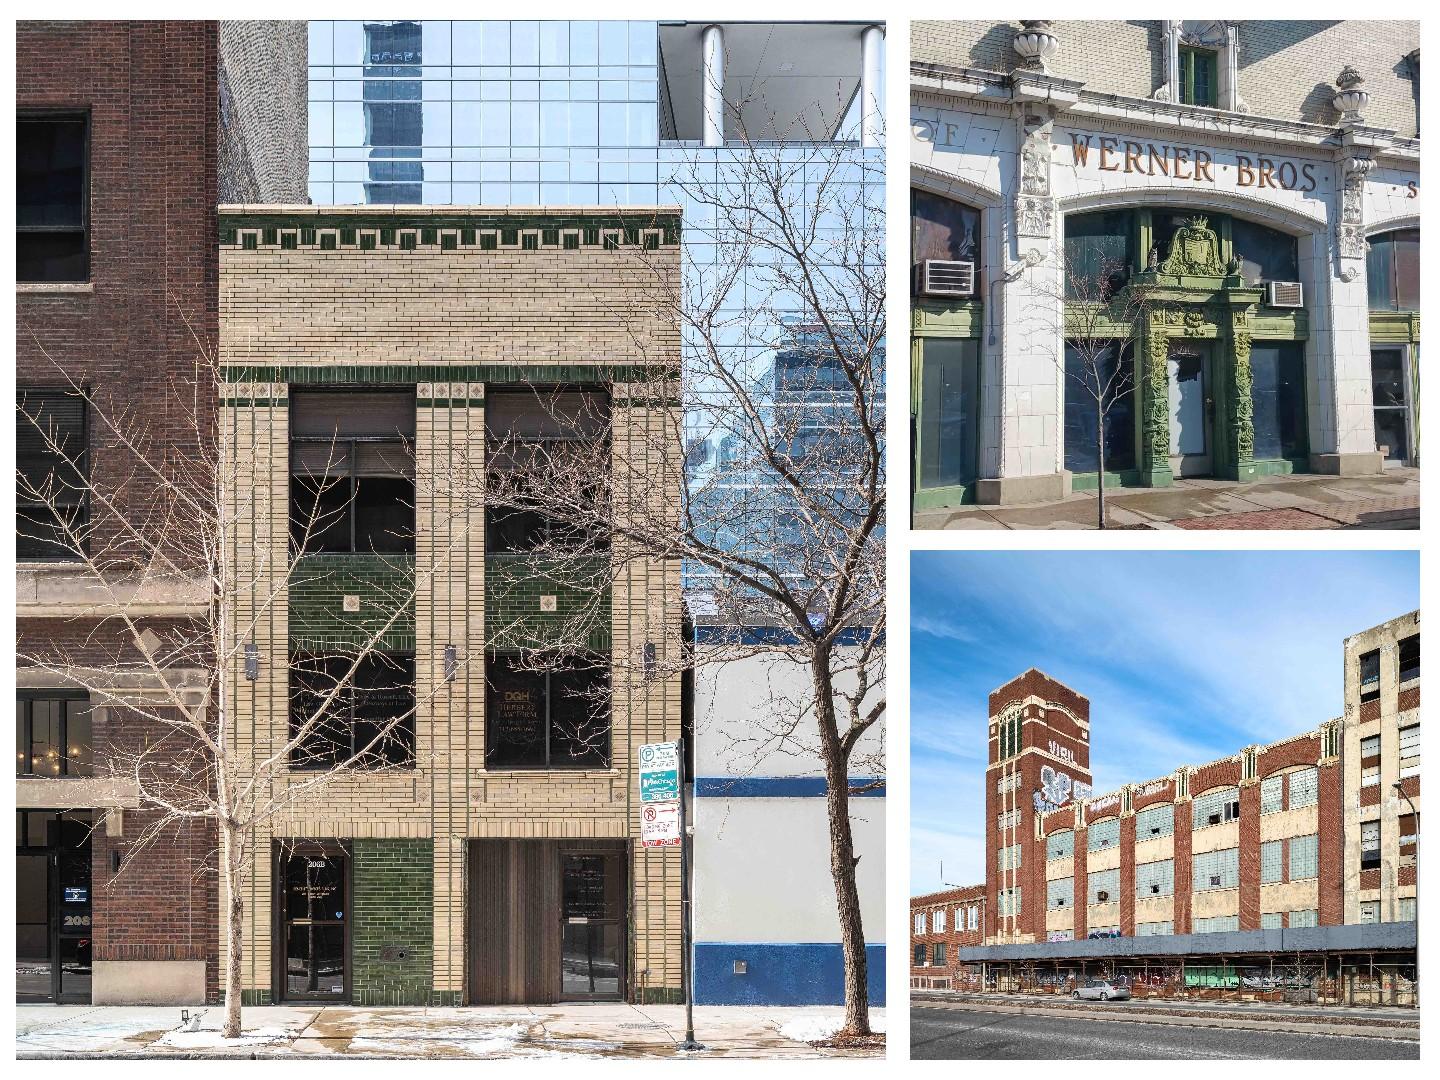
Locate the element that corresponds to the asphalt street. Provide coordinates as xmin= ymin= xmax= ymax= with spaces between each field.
xmin=910 ymin=1006 xmax=1420 ymax=1060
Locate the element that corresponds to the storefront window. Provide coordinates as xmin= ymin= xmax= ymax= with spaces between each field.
xmin=16 ymin=694 xmax=91 ymax=777
xmin=1249 ymin=343 xmax=1307 ymax=459
xmin=1063 ymin=211 xmax=1131 ymax=298
xmin=911 ymin=188 xmax=980 ymax=294
xmin=1367 ymin=229 xmax=1420 ymax=311
xmin=916 ymin=337 xmax=980 ymax=490
xmin=1230 ymin=217 xmax=1299 ymax=286
xmin=288 ymin=653 xmax=416 ymax=768
xmin=486 ymin=653 xmax=610 ymax=768
xmin=1062 ymin=342 xmax=1135 ymax=473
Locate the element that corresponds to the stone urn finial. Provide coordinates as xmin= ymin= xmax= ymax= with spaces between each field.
xmin=1333 ymin=65 xmax=1369 ymax=127
xmin=1013 ymin=21 xmax=1060 ymax=74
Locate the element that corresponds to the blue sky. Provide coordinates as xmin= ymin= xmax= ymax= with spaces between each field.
xmin=910 ymin=550 xmax=1418 ymax=895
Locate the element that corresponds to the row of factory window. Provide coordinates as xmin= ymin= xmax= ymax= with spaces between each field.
xmin=1358 ymin=635 xmax=1421 ymax=702
xmin=1360 ymin=723 xmax=1421 ymax=785
xmin=18 ymin=386 xmax=612 ymax=561
xmin=913 ymin=903 xmax=982 ymax=936
xmin=1360 ymin=814 xmax=1419 ymax=870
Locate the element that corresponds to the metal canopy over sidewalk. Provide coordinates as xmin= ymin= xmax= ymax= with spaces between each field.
xmin=957 ymin=922 xmax=1417 ymax=963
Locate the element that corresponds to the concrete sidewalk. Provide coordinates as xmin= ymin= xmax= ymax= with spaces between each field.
xmin=15 ymin=1003 xmax=885 ymax=1060
xmin=913 ymin=468 xmax=1419 ymax=530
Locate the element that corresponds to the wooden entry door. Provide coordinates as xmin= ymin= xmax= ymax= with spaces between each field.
xmin=467 ymin=839 xmax=626 ymax=1004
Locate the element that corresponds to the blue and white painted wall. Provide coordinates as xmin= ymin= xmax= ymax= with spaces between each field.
xmin=690 ymin=632 xmax=885 ymax=1006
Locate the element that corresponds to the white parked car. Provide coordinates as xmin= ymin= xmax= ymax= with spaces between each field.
xmin=1072 ymin=977 xmax=1131 ymax=1001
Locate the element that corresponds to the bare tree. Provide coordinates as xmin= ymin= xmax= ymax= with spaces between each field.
xmin=478 ymin=125 xmax=885 ymax=1034
xmin=1049 ymin=256 xmax=1155 ymax=529
xmin=16 ymin=329 xmax=473 ymax=1038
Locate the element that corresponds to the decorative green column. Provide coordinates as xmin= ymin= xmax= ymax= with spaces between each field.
xmin=1220 ymin=303 xmax=1259 ymax=483
xmin=1139 ymin=312 xmax=1175 ymax=488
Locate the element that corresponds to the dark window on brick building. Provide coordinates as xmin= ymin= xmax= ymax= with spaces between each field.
xmin=16 ymin=693 xmax=91 ymax=777
xmin=17 ymin=113 xmax=89 ymax=283
xmin=16 ymin=389 xmax=87 ymax=560
xmin=290 ymin=390 xmax=415 ymax=554
xmin=1399 ymin=634 xmax=1419 ymax=683
xmin=484 ymin=387 xmax=609 ymax=554
xmin=1359 ymin=649 xmax=1381 ymax=702
xmin=288 ymin=653 xmax=416 ymax=769
xmin=486 ymin=653 xmax=610 ymax=769
xmin=1360 ymin=819 xmax=1381 ymax=870
xmin=933 ymin=942 xmax=947 ymax=966
xmin=913 ymin=943 xmax=925 ymax=966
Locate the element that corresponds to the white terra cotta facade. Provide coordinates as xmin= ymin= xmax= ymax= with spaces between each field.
xmin=911 ymin=60 xmax=1419 ymax=506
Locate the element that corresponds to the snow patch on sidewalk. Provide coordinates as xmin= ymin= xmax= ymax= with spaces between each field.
xmin=154 ymin=1025 xmax=295 ymax=1050
xmin=779 ymin=1016 xmax=844 ymax=1043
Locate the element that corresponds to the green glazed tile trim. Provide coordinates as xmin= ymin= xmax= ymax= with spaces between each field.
xmin=484 ymin=553 xmax=612 ymax=652
xmin=221 ymin=210 xmax=681 ymax=249
xmin=351 ymin=838 xmax=435 ymax=1007
xmin=288 ymin=553 xmax=416 ymax=651
xmin=222 ymin=363 xmax=676 ymax=386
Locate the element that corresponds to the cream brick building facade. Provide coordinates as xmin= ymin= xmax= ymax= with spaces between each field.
xmin=218 ymin=205 xmax=684 ymax=1005
xmin=910 ymin=21 xmax=1420 ymax=512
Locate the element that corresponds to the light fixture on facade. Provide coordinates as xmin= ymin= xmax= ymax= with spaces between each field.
xmin=444 ymin=644 xmax=458 ymax=682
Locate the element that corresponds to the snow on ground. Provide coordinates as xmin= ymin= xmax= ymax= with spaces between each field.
xmin=778 ymin=1011 xmax=887 ymax=1043
xmin=154 ymin=1025 xmax=297 ymax=1049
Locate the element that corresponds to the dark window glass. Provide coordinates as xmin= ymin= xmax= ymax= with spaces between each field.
xmin=914 ymin=944 xmax=925 ymax=965
xmin=289 ymin=653 xmax=415 ymax=769
xmin=16 ymin=390 xmax=87 ymax=560
xmin=16 ymin=696 xmax=91 ymax=777
xmin=911 ymin=188 xmax=981 ymax=293
xmin=1399 ymin=634 xmax=1419 ymax=682
xmin=1231 ymin=217 xmax=1299 ymax=285
xmin=1249 ymin=343 xmax=1307 ymax=459
xmin=486 ymin=654 xmax=611 ymax=769
xmin=1180 ymin=47 xmax=1218 ymax=107
xmin=17 ymin=114 xmax=89 ymax=282
xmin=290 ymin=390 xmax=415 ymax=554
xmin=1360 ymin=819 xmax=1381 ymax=870
xmin=1063 ymin=211 xmax=1132 ymax=298
xmin=1359 ymin=649 xmax=1381 ymax=703
xmin=1367 ymin=229 xmax=1420 ymax=312
xmin=1063 ymin=343 xmax=1135 ymax=473
xmin=934 ymin=942 xmax=947 ymax=966
xmin=485 ymin=388 xmax=609 ymax=554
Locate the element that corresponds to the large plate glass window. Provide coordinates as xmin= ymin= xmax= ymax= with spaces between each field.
xmin=560 ymin=849 xmax=623 ymax=999
xmin=1249 ymin=343 xmax=1307 ymax=460
xmin=1063 ymin=342 xmax=1135 ymax=473
xmin=289 ymin=653 xmax=416 ymax=768
xmin=916 ymin=337 xmax=980 ymax=494
xmin=279 ymin=849 xmax=347 ymax=1000
xmin=485 ymin=654 xmax=610 ymax=769
xmin=16 ymin=390 xmax=87 ymax=560
xmin=17 ymin=113 xmax=89 ymax=283
xmin=16 ymin=693 xmax=91 ymax=777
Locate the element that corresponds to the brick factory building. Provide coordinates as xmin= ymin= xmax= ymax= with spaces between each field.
xmin=911 ymin=610 xmax=1419 ymax=1005
xmin=217 ymin=205 xmax=684 ymax=1005
xmin=16 ymin=20 xmax=306 ymax=1005
xmin=910 ymin=20 xmax=1419 ymax=514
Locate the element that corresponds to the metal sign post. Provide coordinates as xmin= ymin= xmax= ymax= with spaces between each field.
xmin=676 ymin=736 xmax=703 ymax=1051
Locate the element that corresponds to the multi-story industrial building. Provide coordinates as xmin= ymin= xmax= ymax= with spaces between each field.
xmin=911 ymin=611 xmax=1419 ymax=1004
xmin=909 ymin=21 xmax=1420 ymax=513
xmin=16 ymin=19 xmax=306 ymax=1006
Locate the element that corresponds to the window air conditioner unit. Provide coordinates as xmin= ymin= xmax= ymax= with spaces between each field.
xmin=1266 ymin=281 xmax=1304 ymax=308
xmin=1097 ymin=890 xmax=1110 ymax=902
xmin=1210 ymin=875 xmax=1222 ymax=887
xmin=1151 ymin=884 xmax=1161 ymax=894
xmin=923 ymin=259 xmax=977 ymax=298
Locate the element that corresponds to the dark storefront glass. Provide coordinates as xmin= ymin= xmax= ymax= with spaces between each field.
xmin=281 ymin=852 xmax=347 ymax=999
xmin=289 ymin=654 xmax=416 ymax=769
xmin=1230 ymin=217 xmax=1299 ymax=286
xmin=16 ymin=695 xmax=91 ymax=777
xmin=1367 ymin=229 xmax=1420 ymax=311
xmin=1249 ymin=343 xmax=1307 ymax=459
xmin=486 ymin=656 xmax=610 ymax=769
xmin=1063 ymin=343 xmax=1135 ymax=473
xmin=560 ymin=851 xmax=623 ymax=998
xmin=911 ymin=188 xmax=980 ymax=292
xmin=1064 ymin=211 xmax=1132 ymax=297
xmin=15 ymin=810 xmax=92 ymax=1003
xmin=917 ymin=337 xmax=979 ymax=490
xmin=17 ymin=114 xmax=89 ymax=282
xmin=1370 ymin=348 xmax=1411 ymax=462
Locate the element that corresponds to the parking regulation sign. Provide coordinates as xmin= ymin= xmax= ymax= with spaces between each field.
xmin=640 ymin=800 xmax=682 ymax=847
xmin=638 ymin=741 xmax=680 ymax=803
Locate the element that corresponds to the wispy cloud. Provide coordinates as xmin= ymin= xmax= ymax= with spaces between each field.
xmin=910 ymin=551 xmax=1418 ymax=891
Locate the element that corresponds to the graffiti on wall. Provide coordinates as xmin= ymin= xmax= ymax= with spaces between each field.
xmin=1033 ymin=764 xmax=1092 ymax=814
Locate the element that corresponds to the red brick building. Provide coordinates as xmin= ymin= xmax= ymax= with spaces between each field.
xmin=16 ymin=20 xmax=305 ymax=1005
xmin=911 ymin=613 xmax=1419 ymax=1005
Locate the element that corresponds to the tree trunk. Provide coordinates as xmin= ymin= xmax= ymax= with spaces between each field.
xmin=1095 ymin=393 xmax=1107 ymax=530
xmin=220 ymin=818 xmax=245 ymax=1039
xmin=811 ymin=650 xmax=870 ymax=1035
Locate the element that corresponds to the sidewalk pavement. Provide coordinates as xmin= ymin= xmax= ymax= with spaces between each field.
xmin=15 ymin=1003 xmax=885 ymax=1060
xmin=913 ymin=468 xmax=1419 ymax=530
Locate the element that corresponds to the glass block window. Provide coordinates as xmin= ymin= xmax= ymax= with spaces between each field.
xmin=1193 ymin=847 xmax=1240 ymax=891
xmin=1261 ymin=912 xmax=1282 ymax=929
xmin=1193 ymin=787 xmax=1240 ymax=829
xmin=1087 ymin=817 xmax=1120 ymax=851
xmin=933 ymin=908 xmax=946 ymax=933
xmin=996 ymin=772 xmax=1021 ymax=795
xmin=1135 ymin=802 xmax=1174 ymax=839
xmin=1290 ymin=908 xmax=1319 ymax=928
xmin=1362 ymin=763 xmax=1381 ymax=787
xmin=1088 ymin=924 xmax=1121 ymax=938
xmin=1194 ymin=915 xmax=1240 ymax=934
xmin=1361 ymin=820 xmax=1381 ymax=870
xmin=1047 ymin=877 xmax=1073 ymax=910
xmin=1260 ymin=774 xmax=1284 ymax=815
xmin=1088 ymin=868 xmax=1120 ymax=906
xmin=1359 ymin=901 xmax=1380 ymax=924
xmin=1399 ymin=724 xmax=1419 ymax=778
xmin=997 ymin=808 xmax=1021 ymax=831
xmin=1135 ymin=858 xmax=1174 ymax=898
xmin=997 ymin=844 xmax=1022 ymax=872
xmin=998 ymin=887 xmax=1021 ymax=917
xmin=1288 ymin=768 xmax=1318 ymax=808
xmin=1136 ymin=920 xmax=1174 ymax=937
xmin=1047 ymin=829 xmax=1074 ymax=861
xmin=1260 ymin=840 xmax=1283 ymax=884
xmin=1288 ymin=834 xmax=1318 ymax=880
xmin=1361 ymin=734 xmax=1381 ymax=757
xmin=1398 ymin=897 xmax=1417 ymax=921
